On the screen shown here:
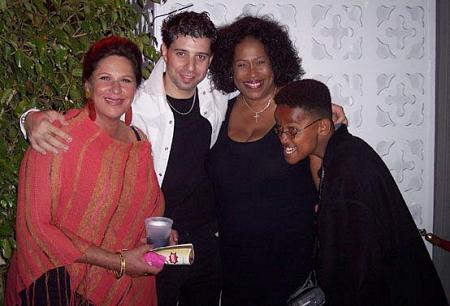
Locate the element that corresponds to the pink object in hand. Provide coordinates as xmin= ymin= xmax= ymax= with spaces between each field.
xmin=143 ymin=252 xmax=166 ymax=268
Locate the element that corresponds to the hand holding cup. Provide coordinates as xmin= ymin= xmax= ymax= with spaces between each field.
xmin=145 ymin=217 xmax=173 ymax=249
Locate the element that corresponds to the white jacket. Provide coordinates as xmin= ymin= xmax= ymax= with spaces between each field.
xmin=132 ymin=58 xmax=228 ymax=186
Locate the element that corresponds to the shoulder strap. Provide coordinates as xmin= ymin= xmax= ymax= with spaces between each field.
xmin=130 ymin=126 xmax=141 ymax=141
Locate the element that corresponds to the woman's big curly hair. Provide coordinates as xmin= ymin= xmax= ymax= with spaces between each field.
xmin=209 ymin=15 xmax=304 ymax=94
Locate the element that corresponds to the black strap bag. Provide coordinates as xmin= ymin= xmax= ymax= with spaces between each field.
xmin=287 ymin=270 xmax=325 ymax=306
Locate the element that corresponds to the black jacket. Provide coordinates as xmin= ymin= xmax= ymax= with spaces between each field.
xmin=318 ymin=125 xmax=448 ymax=306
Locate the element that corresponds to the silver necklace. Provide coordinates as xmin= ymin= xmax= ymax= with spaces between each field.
xmin=241 ymin=92 xmax=274 ymax=122
xmin=167 ymin=90 xmax=197 ymax=116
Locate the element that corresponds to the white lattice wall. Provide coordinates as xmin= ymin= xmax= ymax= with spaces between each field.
xmin=153 ymin=1 xmax=436 ymax=254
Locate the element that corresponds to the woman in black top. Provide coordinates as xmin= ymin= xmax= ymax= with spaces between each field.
xmin=208 ymin=16 xmax=319 ymax=305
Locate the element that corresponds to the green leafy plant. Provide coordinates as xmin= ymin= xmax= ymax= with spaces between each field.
xmin=0 ymin=0 xmax=159 ymax=299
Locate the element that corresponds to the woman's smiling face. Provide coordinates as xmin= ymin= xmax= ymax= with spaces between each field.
xmin=232 ymin=37 xmax=276 ymax=102
xmin=85 ymin=55 xmax=137 ymax=124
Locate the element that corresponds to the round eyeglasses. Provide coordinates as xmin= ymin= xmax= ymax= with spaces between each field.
xmin=274 ymin=118 xmax=322 ymax=140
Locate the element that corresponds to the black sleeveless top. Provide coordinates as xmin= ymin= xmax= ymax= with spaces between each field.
xmin=207 ymin=98 xmax=317 ymax=305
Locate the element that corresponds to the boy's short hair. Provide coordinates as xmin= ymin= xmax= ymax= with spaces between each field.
xmin=275 ymin=79 xmax=332 ymax=119
xmin=161 ymin=11 xmax=217 ymax=51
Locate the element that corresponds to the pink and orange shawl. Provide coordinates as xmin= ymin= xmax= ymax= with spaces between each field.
xmin=6 ymin=109 xmax=164 ymax=305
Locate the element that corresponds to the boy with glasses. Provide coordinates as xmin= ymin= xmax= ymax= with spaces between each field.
xmin=274 ymin=79 xmax=447 ymax=306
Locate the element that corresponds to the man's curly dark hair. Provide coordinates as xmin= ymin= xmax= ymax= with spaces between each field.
xmin=161 ymin=11 xmax=217 ymax=51
xmin=209 ymin=15 xmax=304 ymax=94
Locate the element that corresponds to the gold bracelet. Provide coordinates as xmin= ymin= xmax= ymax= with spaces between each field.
xmin=113 ymin=251 xmax=126 ymax=279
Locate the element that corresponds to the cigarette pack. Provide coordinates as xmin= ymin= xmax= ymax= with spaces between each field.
xmin=152 ymin=243 xmax=194 ymax=265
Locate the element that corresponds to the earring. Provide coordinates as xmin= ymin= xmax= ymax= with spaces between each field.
xmin=87 ymin=99 xmax=96 ymax=121
xmin=85 ymin=88 xmax=91 ymax=99
xmin=125 ymin=108 xmax=132 ymax=126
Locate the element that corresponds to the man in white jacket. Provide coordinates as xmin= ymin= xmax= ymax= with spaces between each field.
xmin=21 ymin=11 xmax=227 ymax=306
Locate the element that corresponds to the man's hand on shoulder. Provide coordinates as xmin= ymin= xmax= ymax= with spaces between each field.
xmin=26 ymin=110 xmax=72 ymax=155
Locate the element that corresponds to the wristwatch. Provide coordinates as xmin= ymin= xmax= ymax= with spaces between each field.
xmin=19 ymin=110 xmax=37 ymax=141
xmin=20 ymin=112 xmax=28 ymax=127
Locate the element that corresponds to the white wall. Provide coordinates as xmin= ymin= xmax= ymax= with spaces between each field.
xmin=153 ymin=0 xmax=436 ymax=254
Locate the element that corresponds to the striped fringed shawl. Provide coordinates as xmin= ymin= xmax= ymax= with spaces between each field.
xmin=6 ymin=109 xmax=163 ymax=305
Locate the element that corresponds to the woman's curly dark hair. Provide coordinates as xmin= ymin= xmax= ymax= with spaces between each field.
xmin=209 ymin=15 xmax=304 ymax=94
